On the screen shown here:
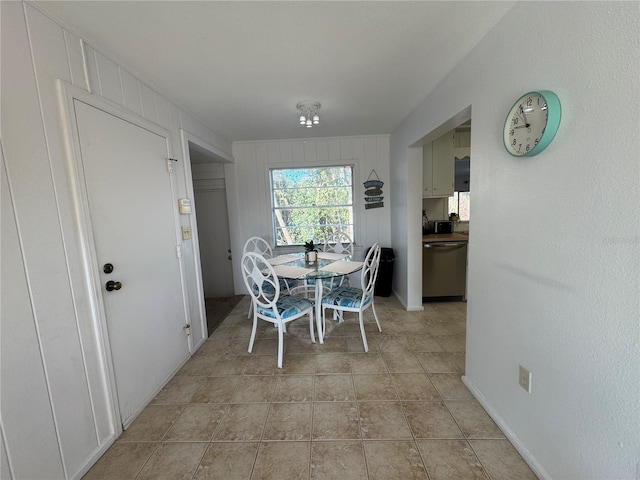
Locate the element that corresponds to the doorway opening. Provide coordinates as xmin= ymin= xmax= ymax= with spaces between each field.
xmin=181 ymin=133 xmax=239 ymax=335
xmin=413 ymin=107 xmax=471 ymax=376
xmin=413 ymin=107 xmax=471 ymax=300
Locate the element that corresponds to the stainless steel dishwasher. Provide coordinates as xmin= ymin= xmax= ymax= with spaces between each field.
xmin=422 ymin=241 xmax=467 ymax=298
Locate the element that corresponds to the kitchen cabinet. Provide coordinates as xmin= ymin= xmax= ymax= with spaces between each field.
xmin=423 ymin=130 xmax=454 ymax=198
xmin=453 ymin=124 xmax=471 ymax=193
xmin=454 ymin=147 xmax=470 ymax=192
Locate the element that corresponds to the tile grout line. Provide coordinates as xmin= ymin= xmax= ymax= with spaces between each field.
xmin=89 ymin=299 xmax=538 ymax=480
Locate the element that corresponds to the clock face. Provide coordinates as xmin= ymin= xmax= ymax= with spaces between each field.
xmin=503 ymin=91 xmax=561 ymax=157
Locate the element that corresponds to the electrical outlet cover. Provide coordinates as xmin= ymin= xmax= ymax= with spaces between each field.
xmin=519 ymin=365 xmax=531 ymax=393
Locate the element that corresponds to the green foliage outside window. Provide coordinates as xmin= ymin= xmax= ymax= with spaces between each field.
xmin=271 ymin=166 xmax=354 ymax=246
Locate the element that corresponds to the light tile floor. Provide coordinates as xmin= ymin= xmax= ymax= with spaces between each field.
xmin=83 ymin=296 xmax=538 ymax=480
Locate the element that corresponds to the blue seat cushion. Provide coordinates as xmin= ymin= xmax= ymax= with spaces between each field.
xmin=257 ymin=294 xmax=314 ymax=319
xmin=321 ymin=286 xmax=371 ymax=309
xmin=280 ymin=278 xmax=298 ymax=290
xmin=254 ymin=278 xmax=297 ymax=296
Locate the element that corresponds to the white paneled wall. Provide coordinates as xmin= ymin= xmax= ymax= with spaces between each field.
xmin=230 ymin=136 xmax=391 ymax=294
xmin=1 ymin=2 xmax=231 ymax=479
xmin=2 ymin=135 xmax=67 ymax=480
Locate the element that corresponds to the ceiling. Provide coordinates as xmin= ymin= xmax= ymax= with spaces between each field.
xmin=35 ymin=1 xmax=514 ymax=143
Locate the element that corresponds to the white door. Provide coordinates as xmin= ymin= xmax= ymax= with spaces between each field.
xmin=194 ymin=187 xmax=234 ymax=297
xmin=74 ymin=100 xmax=189 ymax=426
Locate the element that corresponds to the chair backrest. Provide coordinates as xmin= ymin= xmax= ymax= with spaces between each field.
xmin=240 ymin=252 xmax=280 ymax=308
xmin=361 ymin=243 xmax=381 ymax=297
xmin=323 ymin=231 xmax=354 ymax=258
xmin=243 ymin=236 xmax=273 ymax=258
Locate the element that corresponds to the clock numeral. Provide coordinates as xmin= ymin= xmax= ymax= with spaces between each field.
xmin=510 ymin=129 xmax=515 ymax=136
xmin=512 ymin=139 xmax=516 ymax=146
xmin=526 ymin=144 xmax=531 ymax=152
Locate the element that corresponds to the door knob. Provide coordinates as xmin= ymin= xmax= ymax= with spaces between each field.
xmin=103 ymin=263 xmax=114 ymax=274
xmin=105 ymin=280 xmax=122 ymax=291
xmin=228 ymin=255 xmax=232 ymax=260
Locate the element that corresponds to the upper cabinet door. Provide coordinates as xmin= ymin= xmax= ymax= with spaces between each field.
xmin=424 ymin=130 xmax=454 ymax=198
xmin=422 ymin=142 xmax=433 ymax=197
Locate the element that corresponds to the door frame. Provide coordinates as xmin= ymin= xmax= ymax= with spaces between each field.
xmin=180 ymin=129 xmax=234 ymax=302
xmin=57 ymin=80 xmax=189 ymax=437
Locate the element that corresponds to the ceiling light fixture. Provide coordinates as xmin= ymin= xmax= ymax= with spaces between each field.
xmin=297 ymin=101 xmax=320 ymax=128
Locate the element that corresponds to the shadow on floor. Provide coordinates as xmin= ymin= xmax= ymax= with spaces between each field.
xmin=205 ymin=295 xmax=244 ymax=336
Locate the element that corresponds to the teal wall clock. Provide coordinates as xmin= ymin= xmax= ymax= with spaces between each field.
xmin=503 ymin=90 xmax=561 ymax=157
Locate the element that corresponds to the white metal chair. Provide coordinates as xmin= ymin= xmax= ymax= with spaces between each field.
xmin=296 ymin=231 xmax=355 ymax=298
xmin=322 ymin=231 xmax=354 ymax=289
xmin=323 ymin=231 xmax=354 ymax=258
xmin=241 ymin=252 xmax=315 ymax=368
xmin=321 ymin=243 xmax=382 ymax=352
xmin=242 ymin=236 xmax=296 ymax=318
xmin=243 ymin=236 xmax=273 ymax=258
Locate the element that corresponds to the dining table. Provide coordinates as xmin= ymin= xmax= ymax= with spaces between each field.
xmin=266 ymin=252 xmax=364 ymax=342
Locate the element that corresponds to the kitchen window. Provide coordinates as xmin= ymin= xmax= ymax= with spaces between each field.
xmin=270 ymin=165 xmax=354 ymax=247
xmin=449 ymin=191 xmax=470 ymax=221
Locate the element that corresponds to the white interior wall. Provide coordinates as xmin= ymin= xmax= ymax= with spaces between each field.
xmin=0 ymin=3 xmax=232 ymax=478
xmin=229 ymin=136 xmax=391 ymax=294
xmin=391 ymin=2 xmax=639 ymax=478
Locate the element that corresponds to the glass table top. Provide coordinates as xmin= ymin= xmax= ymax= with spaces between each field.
xmin=271 ymin=252 xmax=362 ymax=280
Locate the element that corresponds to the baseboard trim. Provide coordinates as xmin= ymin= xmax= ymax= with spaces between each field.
xmin=461 ymin=375 xmax=551 ymax=480
xmin=390 ymin=289 xmax=424 ymax=311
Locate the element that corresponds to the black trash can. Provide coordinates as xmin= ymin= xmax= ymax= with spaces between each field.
xmin=367 ymin=247 xmax=394 ymax=297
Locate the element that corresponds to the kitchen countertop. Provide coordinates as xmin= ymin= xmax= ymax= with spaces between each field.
xmin=422 ymin=233 xmax=469 ymax=243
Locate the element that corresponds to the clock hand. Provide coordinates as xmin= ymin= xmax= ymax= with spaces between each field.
xmin=517 ymin=111 xmax=526 ymax=123
xmin=518 ymin=106 xmax=531 ymax=127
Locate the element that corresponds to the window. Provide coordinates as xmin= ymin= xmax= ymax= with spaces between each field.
xmin=448 ymin=192 xmax=470 ymax=221
xmin=270 ymin=166 xmax=354 ymax=247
